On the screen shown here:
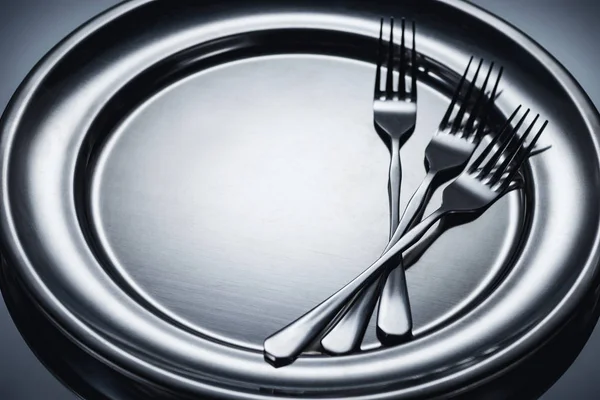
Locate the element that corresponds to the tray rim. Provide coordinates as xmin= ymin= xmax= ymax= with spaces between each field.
xmin=1 ymin=0 xmax=600 ymax=398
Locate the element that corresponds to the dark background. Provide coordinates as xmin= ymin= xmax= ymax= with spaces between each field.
xmin=0 ymin=0 xmax=599 ymax=398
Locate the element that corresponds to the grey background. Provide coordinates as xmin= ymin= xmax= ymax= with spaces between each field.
xmin=0 ymin=0 xmax=598 ymax=398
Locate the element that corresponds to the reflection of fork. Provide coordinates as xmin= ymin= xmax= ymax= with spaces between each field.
xmin=321 ymin=57 xmax=504 ymax=354
xmin=264 ymin=106 xmax=547 ymax=367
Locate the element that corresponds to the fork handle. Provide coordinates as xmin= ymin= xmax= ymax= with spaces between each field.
xmin=263 ymin=209 xmax=445 ymax=367
xmin=320 ymin=260 xmax=410 ymax=353
xmin=319 ymin=137 xmax=404 ymax=354
xmin=377 ymin=170 xmax=439 ymax=341
xmin=321 ymin=173 xmax=446 ymax=353
xmin=319 ymin=277 xmax=383 ymax=355
xmin=320 ymin=245 xmax=408 ymax=353
xmin=388 ymin=138 xmax=402 ymax=237
xmin=393 ymin=170 xmax=438 ymax=244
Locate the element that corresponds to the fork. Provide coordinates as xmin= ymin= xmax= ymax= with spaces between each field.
xmin=369 ymin=16 xmax=417 ymax=347
xmin=320 ymin=57 xmax=502 ymax=354
xmin=263 ymin=106 xmax=547 ymax=367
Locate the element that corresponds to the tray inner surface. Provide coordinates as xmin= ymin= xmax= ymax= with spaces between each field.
xmin=82 ymin=28 xmax=524 ymax=351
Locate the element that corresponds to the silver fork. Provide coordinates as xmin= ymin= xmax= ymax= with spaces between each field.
xmin=392 ymin=57 xmax=502 ymax=245
xmin=263 ymin=106 xmax=547 ymax=367
xmin=320 ymin=57 xmax=502 ymax=354
xmin=367 ymin=16 xmax=417 ymax=352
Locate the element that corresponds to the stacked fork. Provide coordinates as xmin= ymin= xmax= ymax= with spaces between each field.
xmin=319 ymin=17 xmax=418 ymax=355
xmin=263 ymin=17 xmax=548 ymax=368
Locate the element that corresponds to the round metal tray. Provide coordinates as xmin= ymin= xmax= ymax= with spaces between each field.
xmin=1 ymin=0 xmax=599 ymax=398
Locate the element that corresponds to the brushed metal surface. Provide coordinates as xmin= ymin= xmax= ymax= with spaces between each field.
xmin=0 ymin=0 xmax=599 ymax=399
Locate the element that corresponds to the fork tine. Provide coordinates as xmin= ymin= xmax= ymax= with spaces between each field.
xmin=386 ymin=18 xmax=395 ymax=97
xmin=488 ymin=114 xmax=539 ymax=185
xmin=501 ymin=120 xmax=548 ymax=189
xmin=398 ymin=18 xmax=406 ymax=97
xmin=440 ymin=57 xmax=473 ymax=129
xmin=410 ymin=21 xmax=417 ymax=102
xmin=480 ymin=109 xmax=530 ymax=176
xmin=464 ymin=62 xmax=494 ymax=138
xmin=375 ymin=18 xmax=384 ymax=97
xmin=473 ymin=67 xmax=504 ymax=140
xmin=469 ymin=105 xmax=521 ymax=173
xmin=451 ymin=58 xmax=483 ymax=134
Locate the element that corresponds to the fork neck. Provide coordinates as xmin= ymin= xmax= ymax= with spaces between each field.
xmin=421 ymin=167 xmax=456 ymax=199
xmin=421 ymin=168 xmax=437 ymax=190
xmin=427 ymin=163 xmax=466 ymax=185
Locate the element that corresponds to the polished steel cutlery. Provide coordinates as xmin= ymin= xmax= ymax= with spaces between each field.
xmin=264 ymin=103 xmax=547 ymax=367
xmin=321 ymin=56 xmax=504 ymax=353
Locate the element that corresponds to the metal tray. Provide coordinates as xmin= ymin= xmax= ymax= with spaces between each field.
xmin=1 ymin=0 xmax=599 ymax=398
